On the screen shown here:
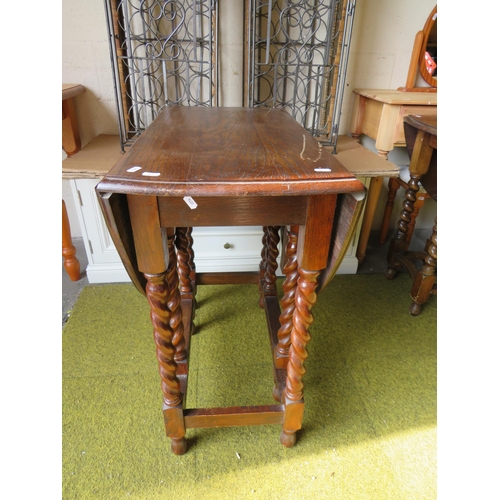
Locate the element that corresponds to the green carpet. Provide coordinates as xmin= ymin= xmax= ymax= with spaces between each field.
xmin=62 ymin=274 xmax=437 ymax=499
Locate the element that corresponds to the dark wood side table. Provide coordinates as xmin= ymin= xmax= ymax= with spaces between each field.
xmin=96 ymin=107 xmax=365 ymax=455
xmin=385 ymin=114 xmax=437 ymax=315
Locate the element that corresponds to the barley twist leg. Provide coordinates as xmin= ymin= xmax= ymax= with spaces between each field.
xmin=409 ymin=218 xmax=437 ymax=316
xmin=144 ymin=272 xmax=183 ymax=408
xmin=281 ymin=267 xmax=319 ymax=447
xmin=386 ymin=175 xmax=421 ymax=278
xmin=275 ymin=226 xmax=299 ymax=370
xmin=144 ymin=271 xmax=186 ymax=454
xmin=263 ymin=226 xmax=280 ymax=294
xmin=258 ymin=227 xmax=269 ymax=306
xmin=165 ymin=231 xmax=186 ymax=362
xmin=175 ymin=227 xmax=194 ymax=297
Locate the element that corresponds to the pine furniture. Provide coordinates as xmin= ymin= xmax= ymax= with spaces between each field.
xmin=349 ymin=88 xmax=437 ymax=264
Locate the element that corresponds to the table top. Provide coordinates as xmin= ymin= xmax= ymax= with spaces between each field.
xmin=62 ymin=83 xmax=85 ymax=101
xmin=353 ymin=89 xmax=437 ymax=106
xmin=98 ymin=107 xmax=363 ymax=197
xmin=403 ymin=114 xmax=437 ymax=136
xmin=404 ymin=114 xmax=437 ymax=201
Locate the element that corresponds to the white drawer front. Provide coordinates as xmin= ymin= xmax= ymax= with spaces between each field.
xmin=192 ymin=226 xmax=283 ymax=273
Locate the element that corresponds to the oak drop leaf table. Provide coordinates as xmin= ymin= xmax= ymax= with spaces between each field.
xmin=96 ymin=107 xmax=365 ymax=455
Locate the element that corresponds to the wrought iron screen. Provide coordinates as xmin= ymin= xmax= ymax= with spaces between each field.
xmin=104 ymin=0 xmax=219 ymax=150
xmin=246 ymin=0 xmax=356 ymax=150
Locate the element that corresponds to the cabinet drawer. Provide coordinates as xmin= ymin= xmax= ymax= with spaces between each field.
xmin=192 ymin=226 xmax=282 ymax=273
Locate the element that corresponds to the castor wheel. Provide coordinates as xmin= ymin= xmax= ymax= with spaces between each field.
xmin=385 ymin=266 xmax=397 ymax=280
xmin=171 ymin=437 xmax=188 ymax=455
xmin=409 ymin=302 xmax=422 ymax=316
xmin=280 ymin=430 xmax=296 ymax=448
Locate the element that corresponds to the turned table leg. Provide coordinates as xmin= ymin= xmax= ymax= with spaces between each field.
xmin=275 ymin=226 xmax=299 ymax=373
xmin=281 ymin=266 xmax=319 ymax=447
xmin=62 ymin=200 xmax=80 ymax=281
xmin=144 ymin=270 xmax=187 ymax=455
xmin=259 ymin=226 xmax=280 ymax=307
xmin=409 ymin=218 xmax=437 ymax=316
xmin=386 ymin=173 xmax=422 ymax=276
xmin=175 ymin=227 xmax=197 ymax=333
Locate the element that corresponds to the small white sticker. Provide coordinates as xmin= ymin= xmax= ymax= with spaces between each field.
xmin=314 ymin=168 xmax=331 ymax=172
xmin=142 ymin=172 xmax=161 ymax=177
xmin=127 ymin=166 xmax=142 ymax=173
xmin=183 ymin=196 xmax=198 ymax=209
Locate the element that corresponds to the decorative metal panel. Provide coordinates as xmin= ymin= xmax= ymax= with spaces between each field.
xmin=247 ymin=0 xmax=356 ymax=149
xmin=104 ymin=0 xmax=218 ymax=150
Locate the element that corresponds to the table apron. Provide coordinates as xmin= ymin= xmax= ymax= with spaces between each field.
xmin=158 ymin=196 xmax=309 ymax=227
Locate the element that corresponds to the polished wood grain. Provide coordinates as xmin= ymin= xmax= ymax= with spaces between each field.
xmin=99 ymin=107 xmax=360 ymax=197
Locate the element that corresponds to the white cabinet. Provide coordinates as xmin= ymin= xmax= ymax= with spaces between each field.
xmin=70 ymin=179 xmax=131 ymax=283
xmin=71 ymin=178 xmax=366 ymax=284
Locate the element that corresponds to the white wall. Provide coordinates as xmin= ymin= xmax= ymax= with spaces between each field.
xmin=62 ymin=0 xmax=437 ymax=236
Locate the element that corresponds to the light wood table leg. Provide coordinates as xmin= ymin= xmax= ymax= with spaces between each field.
xmin=62 ymin=98 xmax=82 ymax=157
xmin=356 ymin=176 xmax=384 ymax=264
xmin=62 ymin=200 xmax=81 ymax=281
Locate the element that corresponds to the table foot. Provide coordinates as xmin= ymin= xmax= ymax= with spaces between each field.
xmin=384 ymin=265 xmax=397 ymax=280
xmin=280 ymin=430 xmax=297 ymax=448
xmin=409 ymin=302 xmax=422 ymax=316
xmin=170 ymin=437 xmax=188 ymax=455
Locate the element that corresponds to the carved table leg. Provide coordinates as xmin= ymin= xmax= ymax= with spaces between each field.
xmin=186 ymin=227 xmax=197 ymax=296
xmin=175 ymin=227 xmax=195 ymax=299
xmin=62 ymin=200 xmax=80 ymax=281
xmin=405 ymin=193 xmax=426 ymax=251
xmin=258 ymin=227 xmax=269 ymax=307
xmin=175 ymin=226 xmax=196 ymax=335
xmin=275 ymin=226 xmax=299 ymax=375
xmin=144 ymin=271 xmax=187 ymax=455
xmin=281 ymin=267 xmax=319 ymax=447
xmin=164 ymin=229 xmax=186 ymax=363
xmin=259 ymin=226 xmax=280 ymax=307
xmin=385 ymin=174 xmax=422 ymax=278
xmin=409 ymin=218 xmax=437 ymax=316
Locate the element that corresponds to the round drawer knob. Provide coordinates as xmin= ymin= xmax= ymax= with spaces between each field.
xmin=224 ymin=242 xmax=231 ymax=249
